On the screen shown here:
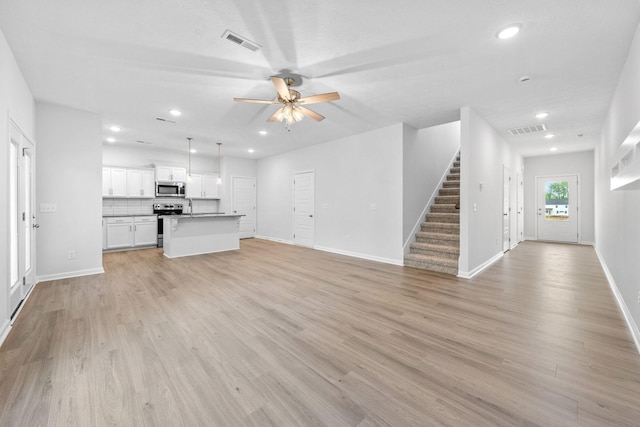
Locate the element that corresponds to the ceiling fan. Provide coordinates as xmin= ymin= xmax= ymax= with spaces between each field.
xmin=234 ymin=76 xmax=340 ymax=129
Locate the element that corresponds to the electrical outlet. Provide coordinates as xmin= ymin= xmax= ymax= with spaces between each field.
xmin=40 ymin=203 xmax=57 ymax=213
xmin=68 ymin=250 xmax=76 ymax=260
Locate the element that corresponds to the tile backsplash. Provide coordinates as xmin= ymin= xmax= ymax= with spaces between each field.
xmin=102 ymin=198 xmax=220 ymax=216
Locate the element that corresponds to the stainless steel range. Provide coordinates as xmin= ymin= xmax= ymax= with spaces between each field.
xmin=153 ymin=203 xmax=183 ymax=247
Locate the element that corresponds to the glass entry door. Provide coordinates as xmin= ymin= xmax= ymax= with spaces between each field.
xmin=536 ymin=175 xmax=578 ymax=243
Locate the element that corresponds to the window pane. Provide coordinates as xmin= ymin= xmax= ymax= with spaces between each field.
xmin=544 ymin=180 xmax=569 ymax=221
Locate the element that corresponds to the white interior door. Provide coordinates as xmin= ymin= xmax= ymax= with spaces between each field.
xmin=503 ymin=166 xmax=511 ymax=252
xmin=293 ymin=171 xmax=315 ymax=247
xmin=517 ymin=172 xmax=524 ymax=243
xmin=232 ymin=176 xmax=256 ymax=239
xmin=9 ymin=122 xmax=36 ymax=318
xmin=536 ymin=175 xmax=578 ymax=243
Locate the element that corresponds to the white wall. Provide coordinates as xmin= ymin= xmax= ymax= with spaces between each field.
xmin=36 ymin=103 xmax=103 ymax=281
xmin=0 ymin=29 xmax=36 ymax=342
xmin=596 ymin=21 xmax=640 ymax=350
xmin=402 ymin=121 xmax=460 ymax=248
xmin=219 ymin=156 xmax=257 ymax=214
xmin=102 ymin=143 xmax=217 ymax=172
xmin=257 ymin=124 xmax=404 ymax=265
xmin=523 ymin=151 xmax=595 ymax=243
xmin=459 ymin=107 xmax=522 ymax=278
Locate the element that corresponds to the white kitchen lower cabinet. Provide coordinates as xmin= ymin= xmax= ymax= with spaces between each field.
xmin=133 ymin=216 xmax=157 ymax=246
xmin=106 ymin=217 xmax=134 ymax=249
xmin=105 ymin=216 xmax=157 ymax=250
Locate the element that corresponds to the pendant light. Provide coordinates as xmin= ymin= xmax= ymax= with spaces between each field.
xmin=216 ymin=142 xmax=222 ymax=185
xmin=187 ymin=137 xmax=193 ymax=182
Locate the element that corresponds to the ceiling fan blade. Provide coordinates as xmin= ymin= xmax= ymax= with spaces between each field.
xmin=267 ymin=107 xmax=285 ymax=122
xmin=297 ymin=106 xmax=325 ymax=121
xmin=298 ymin=92 xmax=340 ymax=105
xmin=233 ymin=97 xmax=279 ymax=104
xmin=271 ymin=76 xmax=292 ymax=101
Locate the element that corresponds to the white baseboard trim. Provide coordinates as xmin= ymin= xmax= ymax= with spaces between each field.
xmin=36 ymin=267 xmax=104 ymax=283
xmin=580 ymin=240 xmax=595 ymax=246
xmin=314 ymin=245 xmax=404 ymax=267
xmin=0 ymin=319 xmax=10 ymax=348
xmin=524 ymin=236 xmax=537 ymax=241
xmin=457 ymin=251 xmax=504 ymax=279
xmin=594 ymin=245 xmax=640 ymax=355
xmin=255 ymin=235 xmax=294 ymax=245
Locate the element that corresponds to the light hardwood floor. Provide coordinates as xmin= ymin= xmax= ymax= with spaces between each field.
xmin=1 ymin=239 xmax=639 ymax=426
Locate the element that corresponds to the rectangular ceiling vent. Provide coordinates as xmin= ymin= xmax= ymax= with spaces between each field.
xmin=155 ymin=117 xmax=175 ymax=123
xmin=507 ymin=124 xmax=547 ymax=136
xmin=222 ymin=30 xmax=261 ymax=52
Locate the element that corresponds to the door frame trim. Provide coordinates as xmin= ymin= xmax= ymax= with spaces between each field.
xmin=534 ymin=173 xmax=581 ymax=242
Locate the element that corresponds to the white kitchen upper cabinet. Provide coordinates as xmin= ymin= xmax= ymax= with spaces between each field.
xmin=186 ymin=173 xmax=203 ymax=199
xmin=128 ymin=169 xmax=155 ymax=198
xmin=103 ymin=167 xmax=128 ymax=197
xmin=202 ymin=174 xmax=219 ymax=199
xmin=186 ymin=173 xmax=219 ymax=199
xmin=155 ymin=165 xmax=187 ymax=182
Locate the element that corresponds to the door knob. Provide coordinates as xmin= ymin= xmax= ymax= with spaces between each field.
xmin=33 ymin=224 xmax=40 ymax=229
xmin=309 ymin=215 xmax=313 ymax=218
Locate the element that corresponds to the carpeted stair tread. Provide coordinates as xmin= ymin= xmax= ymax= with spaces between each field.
xmin=430 ymin=204 xmax=458 ymax=213
xmin=421 ymin=222 xmax=460 ymax=233
xmin=443 ymin=180 xmax=460 ymax=188
xmin=404 ymin=253 xmax=458 ymax=275
xmin=439 ymin=188 xmax=460 ymax=196
xmin=447 ymin=173 xmax=460 ymax=181
xmin=409 ymin=242 xmax=460 ymax=259
xmin=434 ymin=195 xmax=459 ymax=204
xmin=425 ymin=212 xmax=459 ymax=223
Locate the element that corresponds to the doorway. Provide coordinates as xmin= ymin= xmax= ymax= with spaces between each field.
xmin=9 ymin=121 xmax=37 ymax=319
xmin=231 ymin=176 xmax=256 ymax=239
xmin=536 ymin=175 xmax=578 ymax=243
xmin=517 ymin=172 xmax=524 ymax=243
xmin=503 ymin=166 xmax=511 ymax=252
xmin=293 ymin=171 xmax=314 ymax=247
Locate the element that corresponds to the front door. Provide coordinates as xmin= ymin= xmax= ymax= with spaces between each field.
xmin=536 ymin=175 xmax=578 ymax=243
xmin=293 ymin=171 xmax=314 ymax=247
xmin=231 ymin=176 xmax=256 ymax=239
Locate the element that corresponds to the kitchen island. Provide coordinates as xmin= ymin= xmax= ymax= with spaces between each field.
xmin=162 ymin=214 xmax=244 ymax=258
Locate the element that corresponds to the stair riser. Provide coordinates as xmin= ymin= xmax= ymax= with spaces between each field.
xmin=435 ymin=196 xmax=459 ymax=204
xmin=453 ymin=161 xmax=460 ymax=168
xmin=410 ymin=247 xmax=459 ymax=260
xmin=425 ymin=214 xmax=459 ymax=223
xmin=450 ymin=167 xmax=460 ymax=174
xmin=416 ymin=237 xmax=460 ymax=246
xmin=438 ymin=188 xmax=460 ymax=196
xmin=443 ymin=181 xmax=460 ymax=188
xmin=447 ymin=174 xmax=460 ymax=181
xmin=431 ymin=205 xmax=458 ymax=213
xmin=421 ymin=223 xmax=460 ymax=234
xmin=405 ymin=259 xmax=458 ymax=275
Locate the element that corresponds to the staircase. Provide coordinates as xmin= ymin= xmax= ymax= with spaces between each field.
xmin=405 ymin=154 xmax=460 ymax=275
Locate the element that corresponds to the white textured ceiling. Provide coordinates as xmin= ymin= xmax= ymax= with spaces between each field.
xmin=1 ymin=0 xmax=639 ymax=159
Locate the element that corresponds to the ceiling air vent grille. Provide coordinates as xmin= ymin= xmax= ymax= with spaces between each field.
xmin=222 ymin=30 xmax=261 ymax=52
xmin=507 ymin=124 xmax=547 ymax=136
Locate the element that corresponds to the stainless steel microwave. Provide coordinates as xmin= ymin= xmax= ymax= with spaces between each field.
xmin=155 ymin=181 xmax=186 ymax=198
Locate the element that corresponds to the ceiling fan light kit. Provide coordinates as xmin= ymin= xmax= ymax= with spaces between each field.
xmin=234 ymin=76 xmax=340 ymax=131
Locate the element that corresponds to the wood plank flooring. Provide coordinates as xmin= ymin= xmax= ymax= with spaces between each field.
xmin=1 ymin=239 xmax=639 ymax=426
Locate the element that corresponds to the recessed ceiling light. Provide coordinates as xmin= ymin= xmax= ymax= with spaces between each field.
xmin=248 ymin=149 xmax=255 ymax=153
xmin=550 ymin=147 xmax=558 ymax=151
xmin=545 ymin=134 xmax=555 ymax=139
xmin=169 ymin=109 xmax=182 ymax=117
xmin=106 ymin=137 xmax=115 ymax=143
xmin=259 ymin=130 xmax=267 ymax=135
xmin=190 ymin=149 xmax=196 ymax=153
xmin=496 ymin=23 xmax=522 ymax=40
xmin=109 ymin=125 xmax=121 ymax=132
xmin=535 ymin=112 xmax=548 ymax=119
